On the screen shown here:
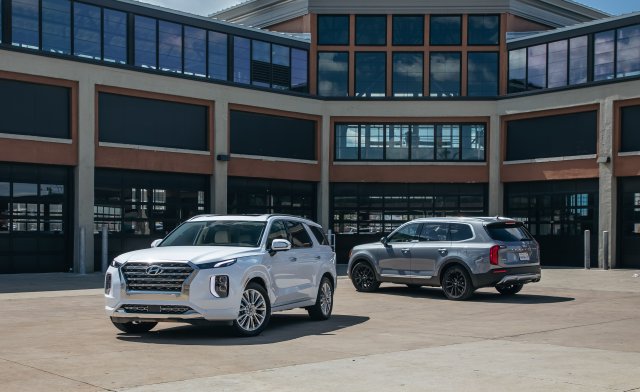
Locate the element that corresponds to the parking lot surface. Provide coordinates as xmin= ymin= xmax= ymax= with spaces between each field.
xmin=1 ymin=268 xmax=640 ymax=391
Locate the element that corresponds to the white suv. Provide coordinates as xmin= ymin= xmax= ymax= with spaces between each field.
xmin=105 ymin=215 xmax=336 ymax=336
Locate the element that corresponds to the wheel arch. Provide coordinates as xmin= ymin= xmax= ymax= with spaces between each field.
xmin=438 ymin=259 xmax=476 ymax=287
xmin=349 ymin=257 xmax=380 ymax=280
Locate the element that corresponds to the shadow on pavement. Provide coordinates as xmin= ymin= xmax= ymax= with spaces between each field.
xmin=0 ymin=272 xmax=105 ymax=293
xmin=116 ymin=314 xmax=369 ymax=345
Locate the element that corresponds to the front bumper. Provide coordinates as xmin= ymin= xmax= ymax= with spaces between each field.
xmin=472 ymin=265 xmax=542 ymax=288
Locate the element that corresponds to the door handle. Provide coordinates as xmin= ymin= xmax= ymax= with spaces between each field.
xmin=438 ymin=248 xmax=448 ymax=255
xmin=289 ymin=257 xmax=297 ymax=262
xmin=401 ymin=248 xmax=411 ymax=254
xmin=315 ymin=256 xmax=322 ymax=260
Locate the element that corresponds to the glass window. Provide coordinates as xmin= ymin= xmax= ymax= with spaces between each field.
xmin=386 ymin=125 xmax=410 ymax=160
xmin=233 ymin=36 xmax=250 ymax=84
xmin=271 ymin=44 xmax=290 ymax=90
xmin=467 ymin=52 xmax=498 ymax=96
xmin=208 ymin=31 xmax=227 ymax=81
xmin=310 ymin=225 xmax=329 ymax=245
xmin=355 ymin=52 xmax=386 ymax=97
xmin=508 ymin=48 xmax=526 ymax=93
xmin=42 ymin=0 xmax=71 ymax=54
xmin=286 ymin=220 xmax=312 ymax=248
xmin=461 ymin=125 xmax=485 ymax=161
xmin=318 ymin=52 xmax=349 ymax=96
xmin=436 ymin=125 xmax=460 ymax=160
xmin=184 ymin=26 xmax=206 ymax=77
xmin=12 ymin=0 xmax=39 ymax=49
xmin=569 ymin=36 xmax=588 ymax=85
xmin=356 ymin=15 xmax=386 ymax=45
xmin=419 ymin=222 xmax=448 ymax=241
xmin=360 ymin=124 xmax=385 ymax=160
xmin=392 ymin=15 xmax=423 ymax=45
xmin=159 ymin=21 xmax=182 ymax=73
xmin=389 ymin=223 xmax=420 ymax=243
xmin=335 ymin=124 xmax=359 ymax=160
xmin=468 ymin=15 xmax=499 ymax=45
xmin=411 ymin=125 xmax=435 ymax=160
xmin=429 ymin=52 xmax=460 ymax=97
xmin=103 ymin=8 xmax=127 ymax=64
xmin=251 ymin=40 xmax=271 ymax=87
xmin=449 ymin=223 xmax=473 ymax=241
xmin=430 ymin=15 xmax=461 ymax=45
xmin=547 ymin=40 xmax=568 ymax=88
xmin=617 ymin=24 xmax=640 ymax=78
xmin=594 ymin=30 xmax=615 ymax=81
xmin=267 ymin=220 xmax=288 ymax=247
xmin=527 ymin=44 xmax=547 ymax=89
xmin=134 ymin=15 xmax=157 ymax=69
xmin=291 ymin=48 xmax=308 ymax=92
xmin=74 ymin=2 xmax=101 ymax=60
xmin=392 ymin=52 xmax=423 ymax=97
xmin=317 ymin=15 xmax=349 ymax=45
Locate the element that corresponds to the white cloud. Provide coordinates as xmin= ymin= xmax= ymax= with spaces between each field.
xmin=136 ymin=0 xmax=244 ymax=16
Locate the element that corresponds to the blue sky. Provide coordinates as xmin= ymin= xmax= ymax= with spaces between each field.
xmin=140 ymin=0 xmax=639 ymax=17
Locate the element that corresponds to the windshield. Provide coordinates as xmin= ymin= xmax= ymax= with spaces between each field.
xmin=159 ymin=221 xmax=266 ymax=247
xmin=485 ymin=222 xmax=533 ymax=242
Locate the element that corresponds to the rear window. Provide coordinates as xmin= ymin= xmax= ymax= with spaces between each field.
xmin=309 ymin=225 xmax=329 ymax=245
xmin=486 ymin=222 xmax=533 ymax=242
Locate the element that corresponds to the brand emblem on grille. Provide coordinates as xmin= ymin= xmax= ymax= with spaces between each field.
xmin=145 ymin=265 xmax=163 ymax=275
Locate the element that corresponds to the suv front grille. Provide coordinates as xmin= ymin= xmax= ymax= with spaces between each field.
xmin=120 ymin=304 xmax=193 ymax=314
xmin=121 ymin=262 xmax=193 ymax=292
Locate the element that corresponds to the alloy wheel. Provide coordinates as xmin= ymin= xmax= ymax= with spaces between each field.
xmin=444 ymin=270 xmax=467 ymax=298
xmin=353 ymin=264 xmax=375 ymax=290
xmin=236 ymin=288 xmax=267 ymax=332
xmin=319 ymin=281 xmax=333 ymax=316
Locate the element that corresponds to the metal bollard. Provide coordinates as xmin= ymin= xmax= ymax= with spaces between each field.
xmin=79 ymin=227 xmax=86 ymax=275
xmin=584 ymin=230 xmax=590 ymax=269
xmin=101 ymin=226 xmax=108 ymax=273
xmin=602 ymin=231 xmax=609 ymax=270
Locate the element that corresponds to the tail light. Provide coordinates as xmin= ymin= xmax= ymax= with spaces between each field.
xmin=490 ymin=245 xmax=501 ymax=265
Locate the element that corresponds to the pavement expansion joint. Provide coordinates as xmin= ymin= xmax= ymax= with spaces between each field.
xmin=493 ymin=316 xmax=640 ymax=340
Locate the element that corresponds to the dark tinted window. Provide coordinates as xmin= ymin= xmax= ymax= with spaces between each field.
xmin=449 ymin=223 xmax=473 ymax=241
xmin=527 ymin=44 xmax=547 ymax=89
xmin=103 ymin=9 xmax=127 ymax=64
xmin=594 ymin=30 xmax=615 ymax=81
xmin=506 ymin=111 xmax=597 ymax=161
xmin=486 ymin=223 xmax=533 ymax=242
xmin=230 ymin=110 xmax=316 ymax=160
xmin=393 ymin=15 xmax=423 ymax=45
xmin=356 ymin=15 xmax=386 ymax=45
xmin=286 ymin=221 xmax=312 ymax=248
xmin=233 ymin=36 xmax=250 ymax=84
xmin=74 ymin=2 xmax=101 ymax=60
xmin=393 ymin=52 xmax=423 ymax=97
xmin=184 ymin=26 xmax=206 ymax=77
xmin=42 ymin=0 xmax=71 ymax=54
xmin=12 ymin=0 xmax=39 ymax=49
xmin=508 ymin=48 xmax=526 ymax=93
xmin=267 ymin=220 xmax=288 ymax=247
xmin=228 ymin=178 xmax=317 ymax=220
xmin=134 ymin=15 xmax=157 ymax=69
xmin=318 ymin=52 xmax=349 ymax=96
xmin=317 ymin=15 xmax=349 ymax=45
xmin=467 ymin=52 xmax=498 ymax=96
xmin=98 ymin=92 xmax=208 ymax=151
xmin=389 ymin=223 xmax=420 ymax=243
xmin=430 ymin=15 xmax=461 ymax=45
xmin=208 ymin=31 xmax=227 ymax=80
xmin=621 ymin=105 xmax=640 ymax=152
xmin=159 ymin=21 xmax=182 ymax=73
xmin=355 ymin=52 xmax=386 ymax=97
xmin=418 ymin=223 xmax=448 ymax=241
xmin=310 ymin=225 xmax=329 ymax=245
xmin=617 ymin=24 xmax=640 ymax=78
xmin=292 ymin=48 xmax=309 ymax=92
xmin=430 ymin=52 xmax=460 ymax=97
xmin=0 ymin=79 xmax=70 ymax=139
xmin=467 ymin=15 xmax=499 ymax=45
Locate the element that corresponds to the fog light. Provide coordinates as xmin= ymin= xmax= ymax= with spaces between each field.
xmin=105 ymin=273 xmax=112 ymax=295
xmin=210 ymin=275 xmax=229 ymax=298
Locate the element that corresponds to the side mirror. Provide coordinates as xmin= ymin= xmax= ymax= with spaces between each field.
xmin=150 ymin=239 xmax=162 ymax=248
xmin=271 ymin=239 xmax=292 ymax=252
xmin=380 ymin=236 xmax=388 ymax=246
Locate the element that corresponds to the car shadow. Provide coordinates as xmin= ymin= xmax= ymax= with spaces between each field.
xmin=373 ymin=285 xmax=574 ymax=304
xmin=115 ymin=314 xmax=369 ymax=345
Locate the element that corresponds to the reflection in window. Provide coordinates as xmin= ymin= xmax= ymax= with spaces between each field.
xmin=467 ymin=52 xmax=498 ymax=96
xmin=547 ymin=40 xmax=568 ymax=88
xmin=430 ymin=52 xmax=460 ymax=97
xmin=411 ymin=125 xmax=435 ymax=160
xmin=430 ymin=15 xmax=461 ymax=45
xmin=42 ymin=0 xmax=71 ymax=54
xmin=272 ymin=44 xmax=291 ymax=90
xmin=208 ymin=31 xmax=227 ymax=81
xmin=291 ymin=48 xmax=308 ymax=92
xmin=355 ymin=15 xmax=386 ymax=45
xmin=335 ymin=125 xmax=359 ymax=160
xmin=461 ymin=125 xmax=485 ymax=161
xmin=103 ymin=9 xmax=127 ymax=64
xmin=392 ymin=52 xmax=423 ymax=97
xmin=467 ymin=15 xmax=499 ymax=45
xmin=527 ymin=44 xmax=547 ymax=89
xmin=73 ymin=2 xmax=100 ymax=60
xmin=184 ymin=26 xmax=206 ymax=77
xmin=436 ymin=125 xmax=460 ymax=160
xmin=317 ymin=15 xmax=349 ymax=45
xmin=617 ymin=24 xmax=640 ymax=78
xmin=393 ymin=15 xmax=423 ymax=45
xmin=12 ymin=0 xmax=39 ymax=49
xmin=360 ymin=124 xmax=385 ymax=160
xmin=318 ymin=52 xmax=349 ymax=96
xmin=159 ymin=21 xmax=182 ymax=73
xmin=355 ymin=52 xmax=386 ymax=97
xmin=134 ymin=15 xmax=157 ymax=69
xmin=594 ymin=30 xmax=615 ymax=81
xmin=386 ymin=125 xmax=409 ymax=160
xmin=569 ymin=36 xmax=588 ymax=85
xmin=508 ymin=48 xmax=526 ymax=93
xmin=233 ymin=36 xmax=250 ymax=84
xmin=251 ymin=40 xmax=271 ymax=87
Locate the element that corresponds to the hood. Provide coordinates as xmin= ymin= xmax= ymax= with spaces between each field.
xmin=115 ymin=246 xmax=262 ymax=265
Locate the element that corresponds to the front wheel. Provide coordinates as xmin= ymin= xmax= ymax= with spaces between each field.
xmin=307 ymin=277 xmax=334 ymax=320
xmin=441 ymin=266 xmax=474 ymax=300
xmin=232 ymin=282 xmax=271 ymax=337
xmin=111 ymin=318 xmax=157 ymax=333
xmin=496 ymin=283 xmax=524 ymax=295
xmin=351 ymin=262 xmax=380 ymax=292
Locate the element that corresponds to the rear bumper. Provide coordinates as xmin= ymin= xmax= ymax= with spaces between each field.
xmin=473 ymin=266 xmax=541 ymax=288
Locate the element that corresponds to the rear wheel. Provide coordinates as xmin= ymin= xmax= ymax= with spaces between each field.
xmin=351 ymin=262 xmax=380 ymax=292
xmin=232 ymin=282 xmax=271 ymax=337
xmin=110 ymin=318 xmax=157 ymax=333
xmin=441 ymin=265 xmax=474 ymax=300
xmin=496 ymin=283 xmax=524 ymax=295
xmin=307 ymin=276 xmax=333 ymax=320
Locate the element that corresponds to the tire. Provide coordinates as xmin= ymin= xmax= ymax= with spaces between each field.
xmin=441 ymin=265 xmax=474 ymax=301
xmin=350 ymin=261 xmax=380 ymax=292
xmin=232 ymin=282 xmax=271 ymax=337
xmin=406 ymin=284 xmax=422 ymax=289
xmin=496 ymin=283 xmax=524 ymax=295
xmin=307 ymin=276 xmax=334 ymax=320
xmin=110 ymin=318 xmax=157 ymax=333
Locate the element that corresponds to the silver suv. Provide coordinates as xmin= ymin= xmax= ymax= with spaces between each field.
xmin=347 ymin=217 xmax=541 ymax=300
xmin=105 ymin=215 xmax=337 ymax=336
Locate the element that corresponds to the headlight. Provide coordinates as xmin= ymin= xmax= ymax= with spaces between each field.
xmin=198 ymin=258 xmax=237 ymax=269
xmin=210 ymin=275 xmax=229 ymax=298
xmin=110 ymin=259 xmax=123 ymax=268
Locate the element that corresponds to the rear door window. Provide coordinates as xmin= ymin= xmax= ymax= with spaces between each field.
xmin=486 ymin=222 xmax=533 ymax=241
xmin=418 ymin=223 xmax=448 ymax=241
xmin=286 ymin=220 xmax=313 ymax=248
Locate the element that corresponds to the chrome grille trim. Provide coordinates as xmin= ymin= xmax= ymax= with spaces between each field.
xmin=121 ymin=262 xmax=194 ymax=292
xmin=120 ymin=304 xmax=193 ymax=314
